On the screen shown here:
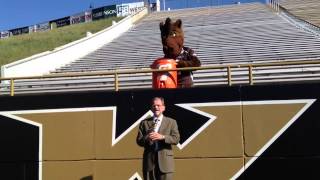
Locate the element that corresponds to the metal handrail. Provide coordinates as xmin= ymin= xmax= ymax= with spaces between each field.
xmin=1 ymin=59 xmax=320 ymax=96
xmin=268 ymin=0 xmax=280 ymax=13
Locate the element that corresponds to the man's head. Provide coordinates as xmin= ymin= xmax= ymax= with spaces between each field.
xmin=159 ymin=17 xmax=184 ymax=59
xmin=151 ymin=97 xmax=166 ymax=117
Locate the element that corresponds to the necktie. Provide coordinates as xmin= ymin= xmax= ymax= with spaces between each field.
xmin=152 ymin=119 xmax=158 ymax=132
xmin=154 ymin=119 xmax=159 ymax=151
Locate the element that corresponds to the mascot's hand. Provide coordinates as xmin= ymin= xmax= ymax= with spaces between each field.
xmin=175 ymin=59 xmax=180 ymax=66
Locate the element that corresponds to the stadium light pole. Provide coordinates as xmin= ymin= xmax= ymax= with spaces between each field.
xmin=89 ymin=2 xmax=94 ymax=9
xmin=163 ymin=0 xmax=166 ymax=11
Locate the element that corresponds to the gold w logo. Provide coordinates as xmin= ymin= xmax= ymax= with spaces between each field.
xmin=0 ymin=99 xmax=315 ymax=180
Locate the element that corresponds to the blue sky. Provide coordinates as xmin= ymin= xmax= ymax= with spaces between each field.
xmin=0 ymin=0 xmax=265 ymax=31
xmin=0 ymin=0 xmax=135 ymax=31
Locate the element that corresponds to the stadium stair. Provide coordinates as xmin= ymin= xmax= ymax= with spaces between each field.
xmin=1 ymin=2 xmax=320 ymax=95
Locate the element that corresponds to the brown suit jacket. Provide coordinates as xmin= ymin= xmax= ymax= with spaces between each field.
xmin=136 ymin=116 xmax=180 ymax=173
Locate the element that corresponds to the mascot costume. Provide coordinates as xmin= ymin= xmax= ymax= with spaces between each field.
xmin=159 ymin=17 xmax=201 ymax=88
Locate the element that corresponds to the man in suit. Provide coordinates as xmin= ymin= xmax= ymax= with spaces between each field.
xmin=137 ymin=97 xmax=180 ymax=180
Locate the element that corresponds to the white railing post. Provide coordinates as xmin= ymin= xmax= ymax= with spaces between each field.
xmin=268 ymin=0 xmax=280 ymax=13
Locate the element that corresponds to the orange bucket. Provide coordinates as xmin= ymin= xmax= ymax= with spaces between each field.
xmin=151 ymin=58 xmax=177 ymax=89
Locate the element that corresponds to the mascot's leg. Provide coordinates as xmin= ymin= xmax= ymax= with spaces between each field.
xmin=178 ymin=75 xmax=193 ymax=88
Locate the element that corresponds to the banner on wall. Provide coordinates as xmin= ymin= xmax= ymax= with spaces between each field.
xmin=117 ymin=2 xmax=144 ymax=17
xmin=85 ymin=11 xmax=92 ymax=22
xmin=0 ymin=2 xmax=142 ymax=39
xmin=71 ymin=12 xmax=86 ymax=25
xmin=0 ymin=31 xmax=10 ymax=39
xmin=9 ymin=28 xmax=19 ymax=36
xmin=92 ymin=5 xmax=117 ymax=21
xmin=9 ymin=26 xmax=29 ymax=36
xmin=129 ymin=2 xmax=144 ymax=15
xmin=21 ymin=26 xmax=29 ymax=34
xmin=92 ymin=7 xmax=105 ymax=21
xmin=117 ymin=4 xmax=129 ymax=17
xmin=36 ymin=22 xmax=50 ymax=32
xmin=104 ymin=5 xmax=117 ymax=18
xmin=29 ymin=25 xmax=37 ymax=33
xmin=50 ymin=16 xmax=70 ymax=28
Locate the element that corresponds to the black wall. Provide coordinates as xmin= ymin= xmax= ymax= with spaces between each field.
xmin=0 ymin=83 xmax=320 ymax=179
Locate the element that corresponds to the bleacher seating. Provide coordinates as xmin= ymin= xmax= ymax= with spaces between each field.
xmin=2 ymin=2 xmax=320 ymax=95
xmin=53 ymin=3 xmax=320 ymax=73
xmin=280 ymin=0 xmax=320 ymax=27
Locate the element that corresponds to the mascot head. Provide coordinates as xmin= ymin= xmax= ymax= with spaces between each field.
xmin=159 ymin=17 xmax=184 ymax=59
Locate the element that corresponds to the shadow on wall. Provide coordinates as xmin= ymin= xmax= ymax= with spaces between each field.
xmin=80 ymin=175 xmax=93 ymax=180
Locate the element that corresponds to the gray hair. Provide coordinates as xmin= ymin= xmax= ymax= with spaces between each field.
xmin=151 ymin=97 xmax=165 ymax=106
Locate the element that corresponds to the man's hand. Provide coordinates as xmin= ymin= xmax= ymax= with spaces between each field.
xmin=148 ymin=132 xmax=165 ymax=141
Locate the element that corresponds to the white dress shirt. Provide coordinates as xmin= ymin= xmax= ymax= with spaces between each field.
xmin=153 ymin=114 xmax=163 ymax=151
xmin=153 ymin=114 xmax=163 ymax=133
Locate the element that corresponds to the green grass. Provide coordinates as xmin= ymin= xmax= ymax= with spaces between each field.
xmin=0 ymin=16 xmax=124 ymax=69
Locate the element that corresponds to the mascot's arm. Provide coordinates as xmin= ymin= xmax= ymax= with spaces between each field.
xmin=177 ymin=48 xmax=201 ymax=67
